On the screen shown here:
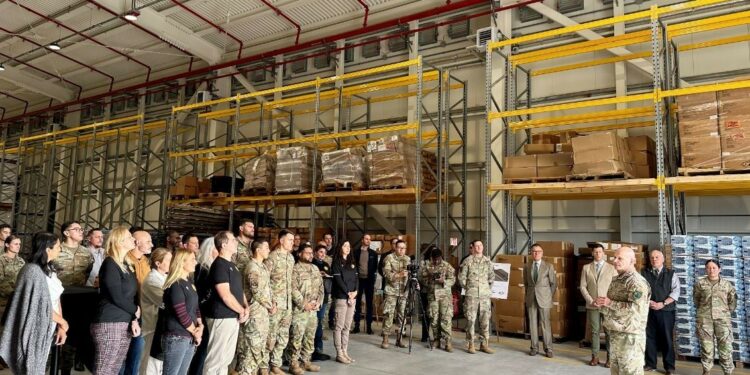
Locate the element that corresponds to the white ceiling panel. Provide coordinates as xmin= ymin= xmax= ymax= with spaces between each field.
xmin=284 ymin=0 xmax=361 ymax=27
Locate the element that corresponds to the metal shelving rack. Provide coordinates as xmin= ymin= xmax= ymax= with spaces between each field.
xmin=484 ymin=0 xmax=743 ymax=256
xmin=167 ymin=57 xmax=467 ymax=255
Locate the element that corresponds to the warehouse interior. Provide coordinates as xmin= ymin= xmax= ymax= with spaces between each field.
xmin=2 ymin=0 xmax=750 ymax=373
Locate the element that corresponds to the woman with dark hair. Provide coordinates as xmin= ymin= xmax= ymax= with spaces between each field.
xmin=0 ymin=235 xmax=24 ymax=326
xmin=330 ymin=240 xmax=358 ymax=364
xmin=694 ymin=259 xmax=737 ymax=375
xmin=0 ymin=232 xmax=68 ymax=374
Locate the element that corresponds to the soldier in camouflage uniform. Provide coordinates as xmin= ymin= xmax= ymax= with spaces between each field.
xmin=288 ymin=244 xmax=324 ymax=375
xmin=58 ymin=221 xmax=94 ymax=374
xmin=597 ymin=247 xmax=651 ymax=375
xmin=458 ymin=240 xmax=494 ymax=354
xmin=236 ymin=240 xmax=275 ymax=375
xmin=694 ymin=259 xmax=737 ymax=375
xmin=234 ymin=219 xmax=255 ymax=276
xmin=418 ymin=247 xmax=455 ymax=352
xmin=264 ymin=229 xmax=296 ymax=375
xmin=0 ymin=235 xmax=24 ymax=326
xmin=380 ymin=240 xmax=410 ymax=349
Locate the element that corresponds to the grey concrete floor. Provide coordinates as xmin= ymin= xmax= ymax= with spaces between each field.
xmin=3 ymin=323 xmax=746 ymax=375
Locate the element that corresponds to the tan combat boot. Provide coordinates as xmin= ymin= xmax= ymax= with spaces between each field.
xmin=445 ymin=340 xmax=453 ymax=353
xmin=343 ymin=351 xmax=355 ymax=363
xmin=381 ymin=335 xmax=390 ymax=349
xmin=467 ymin=342 xmax=476 ymax=354
xmin=480 ymin=342 xmax=495 ymax=354
xmin=270 ymin=366 xmax=286 ymax=375
xmin=336 ymin=350 xmax=351 ymax=364
xmin=431 ymin=338 xmax=441 ymax=349
xmin=289 ymin=361 xmax=304 ymax=375
xmin=303 ymin=362 xmax=320 ymax=372
xmin=259 ymin=369 xmax=270 ymax=375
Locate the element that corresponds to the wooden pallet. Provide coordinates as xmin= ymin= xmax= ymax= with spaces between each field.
xmin=319 ymin=181 xmax=365 ymax=192
xmin=242 ymin=187 xmax=272 ymax=196
xmin=679 ymin=167 xmax=750 ymax=176
xmin=503 ymin=176 xmax=567 ymax=184
xmin=567 ymin=171 xmax=633 ymax=181
xmin=198 ymin=192 xmax=229 ymax=198
xmin=169 ymin=195 xmax=198 ymax=200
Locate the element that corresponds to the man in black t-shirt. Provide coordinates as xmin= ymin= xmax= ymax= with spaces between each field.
xmin=202 ymin=231 xmax=249 ymax=374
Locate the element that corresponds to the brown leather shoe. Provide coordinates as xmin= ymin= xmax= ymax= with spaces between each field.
xmin=529 ymin=349 xmax=538 ymax=356
xmin=589 ymin=355 xmax=600 ymax=366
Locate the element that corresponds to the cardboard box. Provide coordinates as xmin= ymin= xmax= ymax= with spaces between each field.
xmin=631 ymin=150 xmax=655 ymax=166
xmin=551 ymin=321 xmax=569 ymax=338
xmin=535 ymin=241 xmax=574 ymax=257
xmin=532 ymin=134 xmax=560 ymax=144
xmin=198 ymin=179 xmax=212 ymax=194
xmin=557 ymin=131 xmax=579 ymax=144
xmin=626 ymin=135 xmax=656 ymax=153
xmin=504 ymin=166 xmax=537 ymax=180
xmin=169 ymin=184 xmax=198 ymax=197
xmin=549 ymin=303 xmax=568 ymax=321
xmin=506 ymin=155 xmax=537 ymax=168
xmin=495 ymin=254 xmax=526 ymax=268
xmin=572 ymin=160 xmax=635 ymax=176
xmin=572 ymin=132 xmax=634 ymax=176
xmin=538 ymin=166 xmax=572 ymax=178
xmin=718 ymin=91 xmax=750 ymax=169
xmin=176 ymin=176 xmax=200 ymax=187
xmin=494 ymin=315 xmax=525 ymax=334
xmin=493 ymin=299 xmax=526 ymax=317
xmin=524 ymin=144 xmax=556 ymax=155
xmin=634 ymin=164 xmax=655 ymax=178
xmin=553 ymin=288 xmax=568 ymax=304
xmin=557 ymin=143 xmax=574 ymax=153
xmin=537 ymin=153 xmax=573 ymax=167
xmin=678 ymin=93 xmax=721 ymax=169
xmin=543 ymin=256 xmax=570 ymax=273
xmin=507 ymin=285 xmax=525 ymax=302
xmin=509 ymin=268 xmax=525 ymax=285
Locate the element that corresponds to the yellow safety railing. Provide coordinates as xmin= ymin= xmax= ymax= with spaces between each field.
xmin=42 ymin=120 xmax=167 ymax=146
xmin=508 ymin=106 xmax=654 ymax=131
xmin=20 ymin=115 xmax=143 ymax=143
xmin=489 ymin=93 xmax=654 ymax=121
xmin=173 ymin=58 xmax=422 ymax=113
xmin=169 ymin=122 xmax=418 ymax=158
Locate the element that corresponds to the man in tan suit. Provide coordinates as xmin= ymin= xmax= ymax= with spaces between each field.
xmin=579 ymin=243 xmax=616 ymax=367
xmin=525 ymin=243 xmax=557 ymax=358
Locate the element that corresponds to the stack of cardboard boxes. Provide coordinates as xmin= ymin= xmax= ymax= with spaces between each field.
xmin=492 ymin=254 xmax=527 ymax=334
xmin=572 ymin=132 xmax=635 ymax=178
xmin=242 ymin=152 xmax=276 ymax=194
xmin=169 ymin=176 xmax=211 ymax=198
xmin=275 ymin=146 xmax=320 ymax=194
xmin=537 ymin=241 xmax=574 ymax=339
xmin=367 ymin=135 xmax=438 ymax=191
xmin=320 ymin=147 xmax=368 ymax=190
xmin=719 ymin=88 xmax=750 ymax=170
xmin=504 ymin=132 xmax=575 ymax=182
xmin=676 ymin=92 xmax=723 ymax=170
xmin=627 ymin=136 xmax=657 ymax=178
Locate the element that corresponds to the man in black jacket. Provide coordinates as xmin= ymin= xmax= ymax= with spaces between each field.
xmin=353 ymin=234 xmax=378 ymax=334
xmin=641 ymin=249 xmax=680 ymax=375
xmin=312 ymin=245 xmax=332 ymax=361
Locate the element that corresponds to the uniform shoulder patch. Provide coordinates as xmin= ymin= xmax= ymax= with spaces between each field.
xmin=633 ymin=290 xmax=642 ymax=299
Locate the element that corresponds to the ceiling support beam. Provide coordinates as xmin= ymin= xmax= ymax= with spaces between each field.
xmin=0 ymin=64 xmax=75 ymax=102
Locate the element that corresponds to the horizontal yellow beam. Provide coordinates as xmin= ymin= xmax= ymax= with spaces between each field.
xmin=170 ymin=122 xmax=418 ymax=158
xmin=666 ymin=175 xmax=750 ymax=195
xmin=174 ymin=58 xmax=422 ymax=113
xmin=557 ymin=120 xmax=654 ymax=133
xmin=3 ymin=147 xmax=18 ymax=154
xmin=20 ymin=115 xmax=143 ymax=143
xmin=488 ymin=0 xmax=730 ymax=50
xmin=660 ymin=80 xmax=750 ymax=98
xmin=489 ymin=93 xmax=654 ymax=120
xmin=509 ymin=106 xmax=653 ymax=130
xmin=678 ymin=33 xmax=750 ymax=51
xmin=43 ymin=120 xmax=167 ymax=146
xmin=531 ymin=51 xmax=652 ymax=76
xmin=667 ymin=10 xmax=750 ymax=37
xmin=512 ymin=31 xmax=651 ymax=65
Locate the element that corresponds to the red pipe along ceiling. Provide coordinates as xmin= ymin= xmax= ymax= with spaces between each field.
xmin=0 ymin=0 xmax=537 ymax=124
xmin=0 ymin=92 xmax=29 ymax=114
xmin=356 ymin=0 xmax=370 ymax=27
xmin=6 ymin=0 xmax=153 ymax=82
xmin=169 ymin=0 xmax=244 ymax=59
xmin=258 ymin=0 xmax=302 ymax=45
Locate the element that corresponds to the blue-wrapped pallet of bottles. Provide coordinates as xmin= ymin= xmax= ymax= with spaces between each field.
xmin=670 ymin=235 xmax=749 ymax=362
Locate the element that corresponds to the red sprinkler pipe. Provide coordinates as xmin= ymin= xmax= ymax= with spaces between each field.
xmin=0 ymin=26 xmax=115 ymax=91
xmin=7 ymin=0 xmax=152 ymax=82
xmin=169 ymin=0 xmax=244 ymax=58
xmin=0 ymin=52 xmax=83 ymax=99
xmin=258 ymin=0 xmax=301 ymax=45
xmin=0 ymin=92 xmax=29 ymax=114
xmin=86 ymin=0 xmax=194 ymax=58
xmin=356 ymin=0 xmax=370 ymax=27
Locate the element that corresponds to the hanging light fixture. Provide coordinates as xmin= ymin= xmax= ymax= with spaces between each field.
xmin=124 ymin=0 xmax=139 ymax=21
xmin=47 ymin=42 xmax=61 ymax=51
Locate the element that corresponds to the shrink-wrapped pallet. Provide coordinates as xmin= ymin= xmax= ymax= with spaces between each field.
xmin=320 ymin=147 xmax=367 ymax=190
xmin=274 ymin=146 xmax=320 ymax=194
xmin=367 ymin=135 xmax=438 ymax=190
xmin=242 ymin=152 xmax=276 ymax=194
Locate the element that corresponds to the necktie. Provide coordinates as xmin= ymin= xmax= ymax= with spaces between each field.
xmin=654 ymin=268 xmax=659 ymax=277
xmin=533 ymin=262 xmax=539 ymax=283
xmin=595 ymin=262 xmax=602 ymax=275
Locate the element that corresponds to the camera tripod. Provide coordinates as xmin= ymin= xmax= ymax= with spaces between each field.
xmin=396 ymin=271 xmax=433 ymax=353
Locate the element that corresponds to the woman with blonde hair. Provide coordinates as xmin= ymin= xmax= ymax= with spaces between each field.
xmin=140 ymin=248 xmax=172 ymax=375
xmin=160 ymin=248 xmax=202 ymax=375
xmin=91 ymin=226 xmax=141 ymax=374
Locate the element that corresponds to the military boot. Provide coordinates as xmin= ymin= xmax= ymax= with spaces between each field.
xmin=259 ymin=369 xmax=270 ymax=375
xmin=480 ymin=342 xmax=495 ymax=354
xmin=303 ymin=362 xmax=320 ymax=372
xmin=381 ymin=335 xmax=390 ymax=349
xmin=270 ymin=366 xmax=286 ymax=375
xmin=467 ymin=342 xmax=476 ymax=354
xmin=431 ymin=338 xmax=441 ymax=349
xmin=336 ymin=351 xmax=351 ymax=364
xmin=445 ymin=340 xmax=453 ymax=353
xmin=289 ymin=361 xmax=304 ymax=375
xmin=396 ymin=337 xmax=407 ymax=348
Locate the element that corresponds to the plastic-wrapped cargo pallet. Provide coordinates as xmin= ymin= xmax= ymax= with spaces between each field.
xmin=242 ymin=151 xmax=276 ymax=194
xmin=275 ymin=146 xmax=320 ymax=194
xmin=366 ymin=135 xmax=438 ymax=191
xmin=320 ymin=147 xmax=367 ymax=190
xmin=671 ymin=235 xmax=698 ymax=357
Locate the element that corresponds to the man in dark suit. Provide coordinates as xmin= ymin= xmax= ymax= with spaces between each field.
xmin=524 ymin=243 xmax=557 ymax=358
xmin=353 ymin=234 xmax=379 ymax=334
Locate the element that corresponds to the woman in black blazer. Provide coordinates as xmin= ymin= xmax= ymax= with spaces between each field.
xmin=331 ymin=241 xmax=358 ymax=365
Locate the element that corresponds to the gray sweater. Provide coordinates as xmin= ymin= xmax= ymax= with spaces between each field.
xmin=0 ymin=263 xmax=57 ymax=375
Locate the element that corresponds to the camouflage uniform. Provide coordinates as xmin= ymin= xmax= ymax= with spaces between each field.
xmin=234 ymin=239 xmax=252 ymax=277
xmin=381 ymin=254 xmax=410 ymax=335
xmin=602 ymin=271 xmax=651 ymax=375
xmin=236 ymin=258 xmax=273 ymax=374
xmin=289 ymin=262 xmax=324 ymax=363
xmin=458 ymin=255 xmax=493 ymax=345
xmin=57 ymin=243 xmax=93 ymax=287
xmin=694 ymin=276 xmax=737 ymax=374
xmin=263 ymin=249 xmax=295 ymax=369
xmin=419 ymin=260 xmax=455 ymax=341
xmin=0 ymin=253 xmax=25 ymax=322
